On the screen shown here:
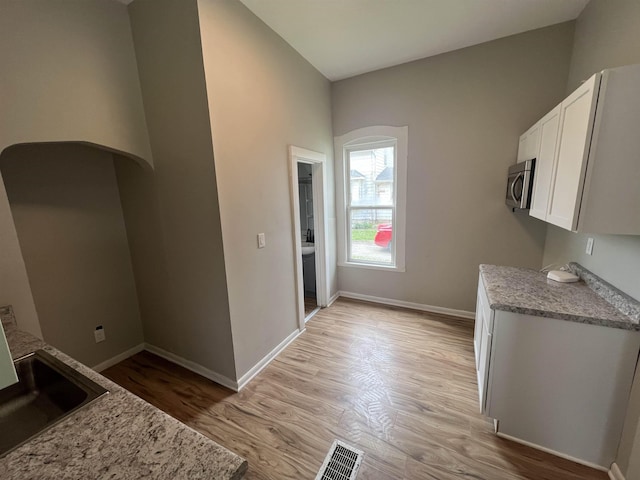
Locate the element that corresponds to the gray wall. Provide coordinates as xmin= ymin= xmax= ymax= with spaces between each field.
xmin=0 ymin=144 xmax=144 ymax=367
xmin=197 ymin=0 xmax=336 ymax=378
xmin=0 ymin=0 xmax=151 ymax=163
xmin=0 ymin=0 xmax=151 ymax=338
xmin=539 ymin=1 xmax=640 ymax=476
xmin=331 ymin=23 xmax=575 ymax=312
xmin=542 ymin=0 xmax=640 ymax=302
xmin=126 ymin=0 xmax=237 ymax=381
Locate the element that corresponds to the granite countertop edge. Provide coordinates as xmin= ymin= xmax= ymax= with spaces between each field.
xmin=487 ymin=302 xmax=639 ymax=330
xmin=479 ymin=264 xmax=640 ymax=332
xmin=0 ymin=325 xmax=248 ymax=479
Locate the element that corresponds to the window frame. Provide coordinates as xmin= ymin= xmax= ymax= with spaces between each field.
xmin=335 ymin=126 xmax=408 ymax=272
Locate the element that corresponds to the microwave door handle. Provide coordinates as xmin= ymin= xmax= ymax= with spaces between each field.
xmin=510 ymin=172 xmax=523 ymax=205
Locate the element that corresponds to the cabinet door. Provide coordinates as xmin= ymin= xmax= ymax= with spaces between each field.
xmin=475 ymin=277 xmax=494 ymax=414
xmin=517 ymin=123 xmax=541 ymax=163
xmin=474 ymin=280 xmax=483 ymax=368
xmin=529 ymin=105 xmax=561 ymax=220
xmin=477 ymin=309 xmax=492 ymax=414
xmin=546 ymin=74 xmax=601 ymax=230
xmin=525 ymin=123 xmax=541 ymax=161
xmin=487 ymin=310 xmax=640 ymax=467
xmin=517 ymin=133 xmax=528 ymax=163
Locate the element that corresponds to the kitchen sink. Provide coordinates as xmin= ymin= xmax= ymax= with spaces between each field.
xmin=0 ymin=349 xmax=108 ymax=457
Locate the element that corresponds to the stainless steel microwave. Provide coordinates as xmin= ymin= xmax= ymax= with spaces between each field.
xmin=506 ymin=159 xmax=535 ymax=210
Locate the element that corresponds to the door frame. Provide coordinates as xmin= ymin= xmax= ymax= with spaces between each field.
xmin=289 ymin=145 xmax=328 ymax=330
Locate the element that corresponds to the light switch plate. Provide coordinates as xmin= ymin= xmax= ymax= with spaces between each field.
xmin=586 ymin=237 xmax=594 ymax=255
xmin=257 ymin=233 xmax=266 ymax=248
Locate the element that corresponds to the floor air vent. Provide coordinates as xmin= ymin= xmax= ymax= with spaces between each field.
xmin=315 ymin=440 xmax=364 ymax=480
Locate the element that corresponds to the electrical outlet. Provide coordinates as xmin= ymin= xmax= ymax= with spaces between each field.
xmin=257 ymin=233 xmax=266 ymax=248
xmin=94 ymin=325 xmax=106 ymax=343
xmin=586 ymin=237 xmax=594 ymax=255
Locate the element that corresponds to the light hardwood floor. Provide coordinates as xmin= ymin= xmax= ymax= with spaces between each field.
xmin=103 ymin=299 xmax=608 ymax=480
xmin=304 ymin=295 xmax=317 ymax=317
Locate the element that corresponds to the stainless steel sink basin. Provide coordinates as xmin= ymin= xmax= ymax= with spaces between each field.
xmin=0 ymin=349 xmax=108 ymax=457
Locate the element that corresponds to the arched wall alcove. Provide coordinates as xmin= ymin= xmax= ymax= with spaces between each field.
xmin=0 ymin=141 xmax=154 ymax=172
xmin=1 ymin=0 xmax=155 ymax=349
xmin=0 ymin=141 xmax=147 ymax=367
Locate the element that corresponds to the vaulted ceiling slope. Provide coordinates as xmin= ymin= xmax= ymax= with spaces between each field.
xmin=239 ymin=0 xmax=589 ymax=80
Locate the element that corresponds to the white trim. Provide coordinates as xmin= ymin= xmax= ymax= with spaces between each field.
xmin=338 ymin=291 xmax=475 ymax=320
xmin=609 ymin=463 xmax=625 ymax=480
xmin=327 ymin=291 xmax=341 ymax=307
xmin=334 ymin=126 xmax=408 ymax=272
xmin=305 ymin=307 xmax=321 ymax=322
xmin=92 ymin=343 xmax=145 ymax=372
xmin=131 ymin=329 xmax=304 ymax=392
xmin=289 ymin=145 xmax=330 ymax=332
xmin=311 ymin=161 xmax=329 ymax=306
xmin=236 ymin=328 xmax=304 ymax=390
xmin=496 ymin=431 xmax=609 ymax=472
xmin=290 ymin=145 xmax=325 ymax=163
xmin=339 ymin=261 xmax=406 ymax=273
xmin=144 ymin=343 xmax=239 ymax=392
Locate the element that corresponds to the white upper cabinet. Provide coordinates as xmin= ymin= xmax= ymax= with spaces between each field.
xmin=516 ymin=123 xmax=540 ymax=163
xmin=527 ymin=64 xmax=640 ymax=234
xmin=546 ymin=75 xmax=600 ymax=230
xmin=529 ymin=104 xmax=561 ymax=221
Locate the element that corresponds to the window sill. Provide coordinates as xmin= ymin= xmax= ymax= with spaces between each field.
xmin=338 ymin=261 xmax=405 ymax=273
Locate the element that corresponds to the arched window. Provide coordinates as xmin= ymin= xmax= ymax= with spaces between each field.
xmin=334 ymin=126 xmax=407 ymax=271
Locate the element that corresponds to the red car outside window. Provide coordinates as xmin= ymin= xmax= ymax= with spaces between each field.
xmin=374 ymin=224 xmax=392 ymax=248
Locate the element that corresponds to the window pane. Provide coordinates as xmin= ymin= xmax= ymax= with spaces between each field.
xmin=348 ymin=146 xmax=394 ymax=206
xmin=349 ymin=209 xmax=393 ymax=265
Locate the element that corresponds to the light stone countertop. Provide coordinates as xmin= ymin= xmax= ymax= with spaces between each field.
xmin=0 ymin=323 xmax=248 ymax=479
xmin=479 ymin=263 xmax=640 ymax=331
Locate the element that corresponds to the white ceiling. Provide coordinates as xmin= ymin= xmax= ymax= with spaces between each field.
xmin=239 ymin=0 xmax=589 ymax=81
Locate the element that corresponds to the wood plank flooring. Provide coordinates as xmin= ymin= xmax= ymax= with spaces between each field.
xmin=304 ymin=296 xmax=317 ymax=317
xmin=103 ymin=298 xmax=608 ymax=480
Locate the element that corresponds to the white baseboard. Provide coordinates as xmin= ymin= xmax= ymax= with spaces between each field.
xmin=92 ymin=343 xmax=145 ymax=372
xmin=236 ymin=328 xmax=304 ymax=390
xmin=609 ymin=463 xmax=625 ymax=480
xmin=327 ymin=291 xmax=341 ymax=307
xmin=337 ymin=291 xmax=475 ymax=320
xmin=496 ymin=432 xmax=608 ymax=472
xmin=139 ymin=329 xmax=304 ymax=392
xmin=144 ymin=343 xmax=239 ymax=392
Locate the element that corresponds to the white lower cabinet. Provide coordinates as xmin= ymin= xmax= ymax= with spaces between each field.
xmin=474 ymin=276 xmax=493 ymax=414
xmin=474 ymin=276 xmax=640 ymax=468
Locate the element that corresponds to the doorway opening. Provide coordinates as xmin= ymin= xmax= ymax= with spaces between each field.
xmin=297 ymin=162 xmax=320 ymax=320
xmin=289 ymin=146 xmax=328 ymax=330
